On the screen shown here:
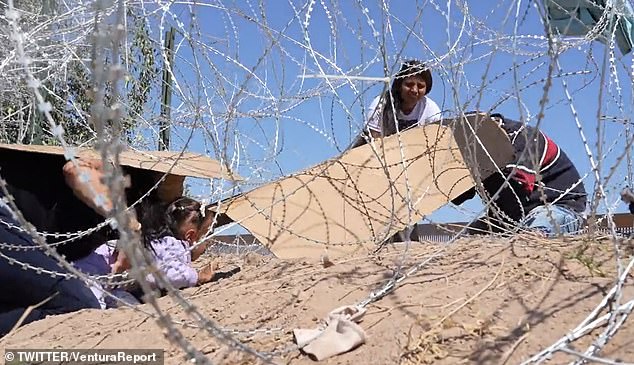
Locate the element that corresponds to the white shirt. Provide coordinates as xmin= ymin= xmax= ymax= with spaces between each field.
xmin=365 ymin=95 xmax=442 ymax=133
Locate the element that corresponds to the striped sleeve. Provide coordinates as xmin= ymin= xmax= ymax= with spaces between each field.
xmin=506 ymin=129 xmax=560 ymax=194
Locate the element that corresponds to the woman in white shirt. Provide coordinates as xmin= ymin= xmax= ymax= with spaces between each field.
xmin=355 ymin=60 xmax=441 ymax=145
xmin=349 ymin=60 xmax=442 ymax=244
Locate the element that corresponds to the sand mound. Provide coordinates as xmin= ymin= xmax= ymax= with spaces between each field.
xmin=1 ymin=235 xmax=633 ymax=364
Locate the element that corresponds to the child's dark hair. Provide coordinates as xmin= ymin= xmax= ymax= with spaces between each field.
xmin=164 ymin=197 xmax=204 ymax=240
xmin=381 ymin=60 xmax=433 ymax=136
xmin=138 ymin=196 xmax=203 ymax=248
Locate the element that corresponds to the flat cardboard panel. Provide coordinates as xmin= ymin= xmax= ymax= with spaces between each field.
xmin=448 ymin=113 xmax=512 ymax=181
xmin=0 ymin=144 xmax=240 ymax=180
xmin=223 ymin=113 xmax=514 ymax=259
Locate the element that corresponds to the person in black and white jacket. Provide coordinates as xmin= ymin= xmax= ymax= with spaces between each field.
xmin=453 ymin=113 xmax=587 ymax=235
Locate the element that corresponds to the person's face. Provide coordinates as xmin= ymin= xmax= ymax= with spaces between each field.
xmin=180 ymin=220 xmax=202 ymax=245
xmin=399 ymin=76 xmax=427 ymax=106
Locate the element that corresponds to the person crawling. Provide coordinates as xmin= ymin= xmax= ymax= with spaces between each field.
xmin=74 ymin=197 xmax=223 ymax=309
xmin=0 ymin=156 xmax=140 ymax=335
xmin=0 ymin=152 xmax=232 ymax=334
xmin=452 ymin=113 xmax=588 ymax=236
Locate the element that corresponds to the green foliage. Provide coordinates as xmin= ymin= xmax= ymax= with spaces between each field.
xmin=47 ymin=60 xmax=95 ymax=145
xmin=565 ymin=239 xmax=607 ymax=277
xmin=124 ymin=11 xmax=160 ymax=132
xmin=0 ymin=1 xmax=161 ymax=147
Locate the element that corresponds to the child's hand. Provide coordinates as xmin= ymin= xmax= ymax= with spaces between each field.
xmin=196 ymin=263 xmax=215 ymax=285
xmin=111 ymin=250 xmax=131 ymax=274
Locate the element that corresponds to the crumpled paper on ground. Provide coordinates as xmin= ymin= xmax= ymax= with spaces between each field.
xmin=293 ymin=305 xmax=367 ymax=361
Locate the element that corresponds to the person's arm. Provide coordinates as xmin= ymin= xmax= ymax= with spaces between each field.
xmin=504 ymin=127 xmax=554 ymax=196
xmin=145 ymin=237 xmax=199 ymax=289
xmin=62 ymin=158 xmax=113 ymax=217
xmin=190 ymin=242 xmax=207 ymax=263
xmin=189 ymin=206 xmax=234 ymax=261
xmin=157 ymin=254 xmax=219 ymax=287
xmin=348 ymin=96 xmax=384 ymax=150
xmin=63 ymin=157 xmax=142 ymax=233
xmin=200 ymin=206 xmax=233 ymax=235
xmin=365 ymin=96 xmax=383 ymax=137
xmin=146 ymin=262 xmax=199 ymax=289
xmin=111 ymin=249 xmax=131 ymax=274
xmin=420 ymin=97 xmax=442 ymax=124
xmin=196 ymin=261 xmax=220 ymax=285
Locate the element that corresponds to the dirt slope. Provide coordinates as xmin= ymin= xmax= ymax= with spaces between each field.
xmin=2 ymin=235 xmax=633 ymax=364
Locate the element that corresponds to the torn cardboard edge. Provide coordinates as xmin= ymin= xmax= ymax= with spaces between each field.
xmin=0 ymin=143 xmax=242 ymax=181
xmin=216 ymin=112 xmax=514 ymax=260
xmin=0 ymin=143 xmax=242 ymax=206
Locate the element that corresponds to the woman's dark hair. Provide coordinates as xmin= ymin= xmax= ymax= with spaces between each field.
xmin=381 ymin=60 xmax=433 ymax=136
xmin=137 ymin=199 xmax=167 ymax=249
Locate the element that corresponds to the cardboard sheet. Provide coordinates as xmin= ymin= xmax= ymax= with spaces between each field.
xmin=223 ymin=113 xmax=514 ymax=259
xmin=0 ymin=143 xmax=240 ymax=181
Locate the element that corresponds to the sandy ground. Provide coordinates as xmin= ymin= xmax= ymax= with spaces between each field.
xmin=1 ymin=235 xmax=633 ymax=364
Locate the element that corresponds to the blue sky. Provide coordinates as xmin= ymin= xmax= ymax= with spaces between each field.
xmin=135 ymin=0 xmax=633 ymax=223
